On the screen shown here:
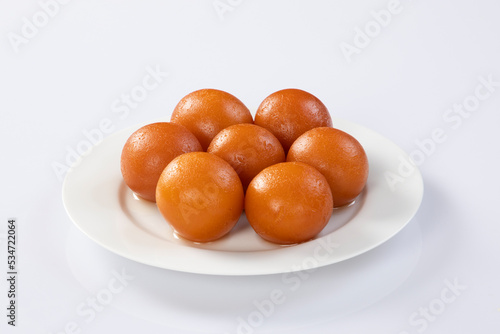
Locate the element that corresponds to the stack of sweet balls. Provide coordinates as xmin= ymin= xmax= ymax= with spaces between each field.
xmin=120 ymin=88 xmax=369 ymax=245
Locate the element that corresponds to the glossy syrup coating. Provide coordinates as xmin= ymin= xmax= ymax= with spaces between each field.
xmin=207 ymin=124 xmax=285 ymax=191
xmin=120 ymin=122 xmax=202 ymax=202
xmin=254 ymin=89 xmax=332 ymax=152
xmin=156 ymin=152 xmax=244 ymax=243
xmin=287 ymin=127 xmax=369 ymax=207
xmin=171 ymin=89 xmax=253 ymax=150
xmin=245 ymin=162 xmax=333 ymax=245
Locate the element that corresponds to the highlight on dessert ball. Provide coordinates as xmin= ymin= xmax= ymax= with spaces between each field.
xmin=119 ymin=87 xmax=369 ymax=245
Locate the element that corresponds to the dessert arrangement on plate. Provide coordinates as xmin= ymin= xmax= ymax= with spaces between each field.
xmin=120 ymin=88 xmax=369 ymax=245
xmin=62 ymin=87 xmax=423 ymax=275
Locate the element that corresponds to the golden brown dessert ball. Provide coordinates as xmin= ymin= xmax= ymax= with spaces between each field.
xmin=245 ymin=162 xmax=333 ymax=244
xmin=254 ymin=88 xmax=332 ymax=152
xmin=156 ymin=152 xmax=244 ymax=243
xmin=287 ymin=127 xmax=369 ymax=207
xmin=207 ymin=124 xmax=285 ymax=191
xmin=120 ymin=122 xmax=202 ymax=202
xmin=171 ymin=89 xmax=253 ymax=150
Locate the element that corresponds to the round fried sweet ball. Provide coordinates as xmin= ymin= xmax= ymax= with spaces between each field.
xmin=254 ymin=89 xmax=332 ymax=152
xmin=245 ymin=162 xmax=333 ymax=244
xmin=207 ymin=123 xmax=285 ymax=191
xmin=156 ymin=152 xmax=244 ymax=243
xmin=171 ymin=89 xmax=253 ymax=150
xmin=120 ymin=122 xmax=202 ymax=202
xmin=287 ymin=127 xmax=368 ymax=207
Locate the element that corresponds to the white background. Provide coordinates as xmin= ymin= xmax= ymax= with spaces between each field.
xmin=1 ymin=0 xmax=500 ymax=333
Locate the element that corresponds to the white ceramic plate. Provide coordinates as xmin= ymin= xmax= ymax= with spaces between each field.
xmin=62 ymin=118 xmax=423 ymax=276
